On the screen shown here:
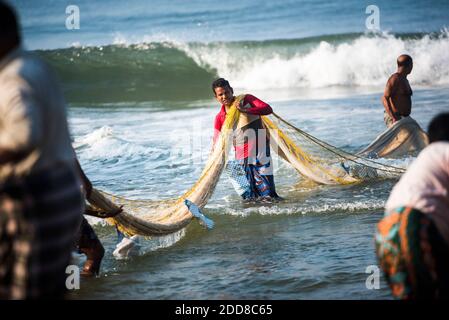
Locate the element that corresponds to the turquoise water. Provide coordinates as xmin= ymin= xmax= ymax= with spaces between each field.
xmin=8 ymin=0 xmax=449 ymax=299
xmin=13 ymin=0 xmax=449 ymax=50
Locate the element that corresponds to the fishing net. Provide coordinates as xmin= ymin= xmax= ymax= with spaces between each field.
xmin=262 ymin=113 xmax=407 ymax=185
xmin=87 ymin=96 xmax=243 ymax=237
xmin=87 ymin=96 xmax=412 ymax=237
xmin=357 ymin=116 xmax=428 ymax=159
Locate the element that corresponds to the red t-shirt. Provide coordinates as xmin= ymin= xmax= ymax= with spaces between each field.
xmin=213 ymin=94 xmax=273 ymax=145
xmin=213 ymin=94 xmax=273 ymax=161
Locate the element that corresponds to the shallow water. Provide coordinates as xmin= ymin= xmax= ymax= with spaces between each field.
xmin=66 ymin=88 xmax=448 ymax=299
xmin=71 ymin=210 xmax=392 ymax=299
xmin=9 ymin=0 xmax=449 ymax=300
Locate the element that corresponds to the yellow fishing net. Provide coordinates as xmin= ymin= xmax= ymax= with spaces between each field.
xmin=262 ymin=113 xmax=406 ymax=185
xmin=87 ymin=95 xmax=244 ymax=237
xmin=87 ymin=96 xmax=408 ymax=237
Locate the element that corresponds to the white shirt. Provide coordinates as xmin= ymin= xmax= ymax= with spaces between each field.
xmin=386 ymin=141 xmax=449 ymax=246
xmin=0 ymin=47 xmax=76 ymax=181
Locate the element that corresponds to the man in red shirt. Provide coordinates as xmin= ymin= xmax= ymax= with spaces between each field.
xmin=212 ymin=78 xmax=280 ymax=201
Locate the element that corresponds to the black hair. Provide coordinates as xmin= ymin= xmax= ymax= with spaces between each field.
xmin=397 ymin=54 xmax=413 ymax=68
xmin=428 ymin=112 xmax=449 ymax=143
xmin=212 ymin=78 xmax=232 ymax=94
xmin=0 ymin=1 xmax=20 ymax=43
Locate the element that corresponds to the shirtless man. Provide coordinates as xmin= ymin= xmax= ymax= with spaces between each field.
xmin=382 ymin=54 xmax=413 ymax=128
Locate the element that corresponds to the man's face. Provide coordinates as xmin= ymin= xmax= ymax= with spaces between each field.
xmin=214 ymin=86 xmax=234 ymax=107
xmin=407 ymin=62 xmax=413 ymax=75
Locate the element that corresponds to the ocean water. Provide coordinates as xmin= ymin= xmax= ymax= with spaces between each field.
xmin=9 ymin=0 xmax=449 ymax=299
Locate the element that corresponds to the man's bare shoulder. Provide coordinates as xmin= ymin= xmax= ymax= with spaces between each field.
xmin=388 ymin=73 xmax=400 ymax=83
xmin=386 ymin=73 xmax=403 ymax=89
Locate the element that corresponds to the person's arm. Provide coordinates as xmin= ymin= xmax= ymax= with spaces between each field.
xmin=84 ymin=205 xmax=123 ymax=218
xmin=382 ymin=75 xmax=399 ymax=121
xmin=74 ymin=157 xmax=93 ymax=199
xmin=212 ymin=113 xmax=224 ymax=148
xmin=75 ymin=157 xmax=124 ymax=216
xmin=238 ymin=94 xmax=273 ymax=115
xmin=0 ymin=77 xmax=43 ymax=164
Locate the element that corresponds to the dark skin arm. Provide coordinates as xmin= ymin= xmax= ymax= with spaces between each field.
xmin=382 ymin=74 xmax=399 ymax=121
xmin=74 ymin=158 xmax=93 ymax=199
xmin=84 ymin=205 xmax=123 ymax=218
xmin=74 ymin=158 xmax=123 ymax=217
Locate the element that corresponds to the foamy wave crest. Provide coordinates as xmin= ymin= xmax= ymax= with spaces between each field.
xmin=74 ymin=126 xmax=162 ymax=160
xmin=184 ymin=30 xmax=449 ymax=89
xmin=74 ymin=126 xmax=114 ymax=148
xmin=209 ymin=199 xmax=386 ymax=217
xmin=39 ymin=31 xmax=449 ymax=102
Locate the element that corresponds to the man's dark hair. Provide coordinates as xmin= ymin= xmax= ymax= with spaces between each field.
xmin=0 ymin=1 xmax=20 ymax=43
xmin=212 ymin=78 xmax=232 ymax=94
xmin=428 ymin=112 xmax=449 ymax=143
xmin=397 ymin=54 xmax=413 ymax=68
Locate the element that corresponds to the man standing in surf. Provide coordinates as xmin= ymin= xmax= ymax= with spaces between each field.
xmin=382 ymin=54 xmax=414 ymax=128
xmin=211 ymin=78 xmax=280 ymax=201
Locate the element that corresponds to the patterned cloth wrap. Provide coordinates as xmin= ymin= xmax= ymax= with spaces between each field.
xmin=226 ymin=158 xmax=278 ymax=200
xmin=0 ymin=164 xmax=83 ymax=299
xmin=375 ymin=206 xmax=449 ymax=299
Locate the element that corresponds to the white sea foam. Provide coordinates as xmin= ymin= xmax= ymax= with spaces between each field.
xmin=73 ymin=126 xmax=162 ymax=160
xmin=183 ymin=30 xmax=449 ymax=90
xmin=208 ymin=199 xmax=386 ymax=217
xmin=113 ymin=229 xmax=186 ymax=259
xmin=83 ymin=216 xmax=186 ymax=258
xmin=74 ymin=126 xmax=114 ymax=148
xmin=373 ymin=155 xmax=416 ymax=170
